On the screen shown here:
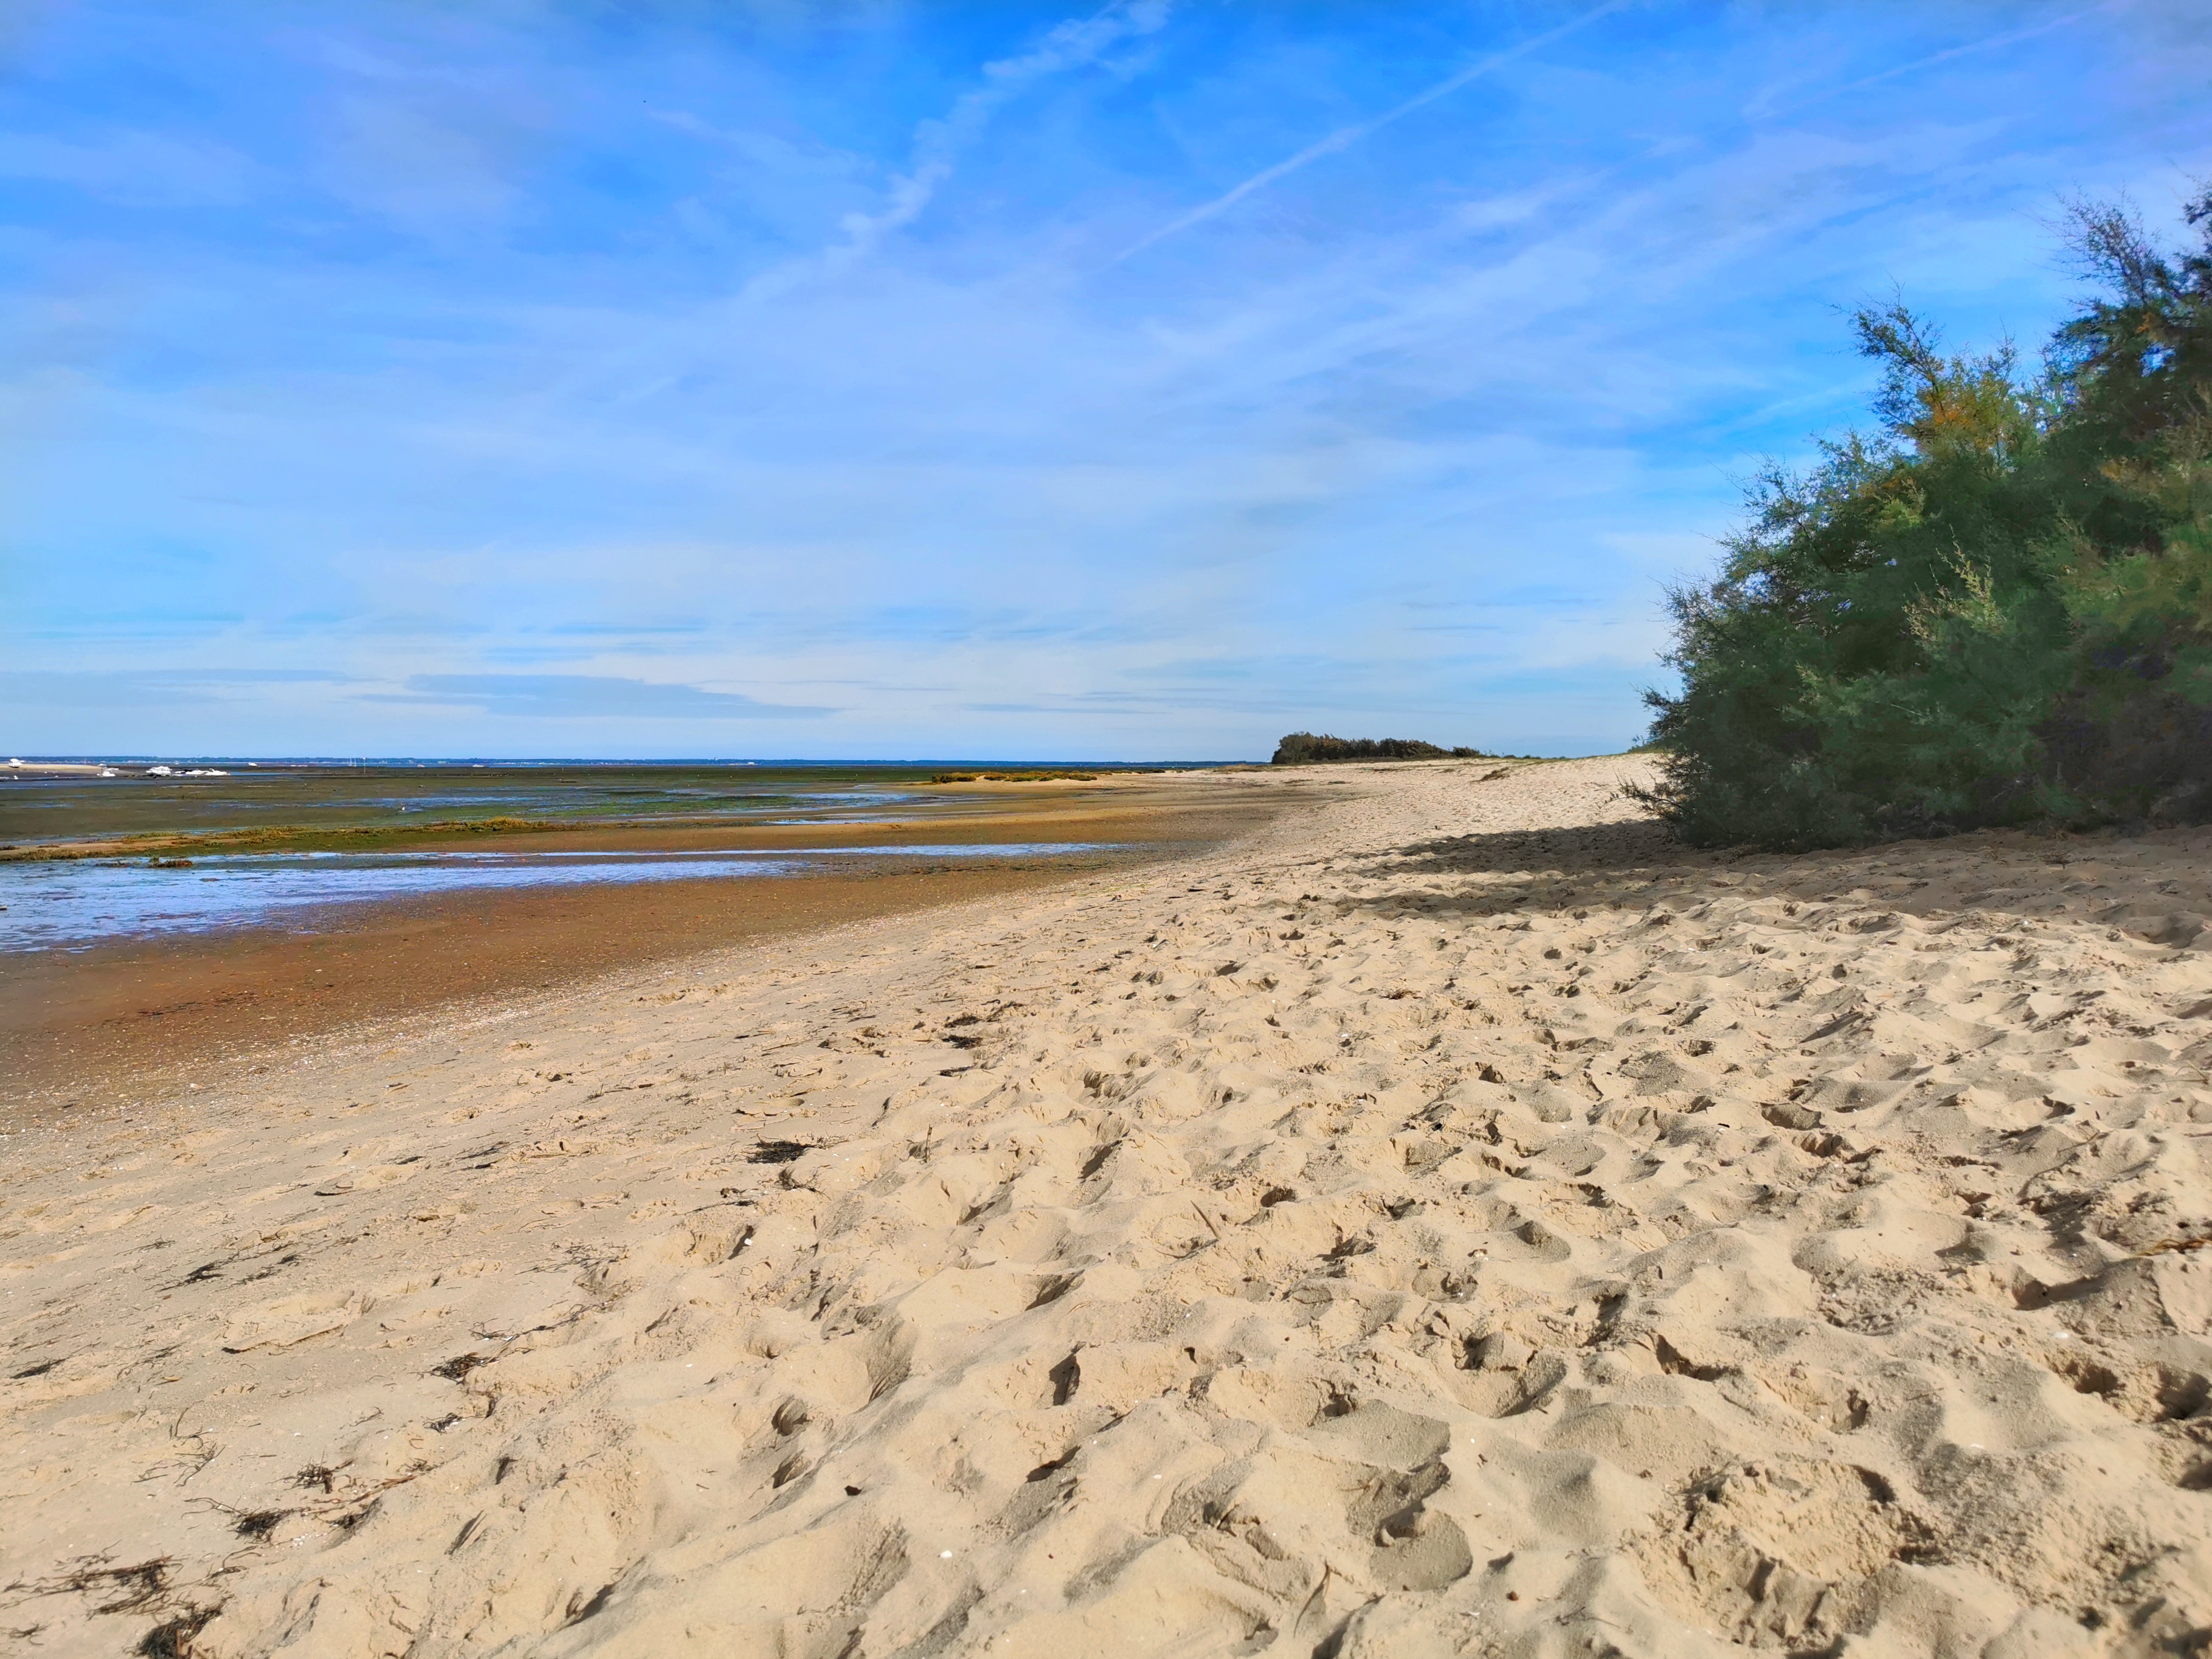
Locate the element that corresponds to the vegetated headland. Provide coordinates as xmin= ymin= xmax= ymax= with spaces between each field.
xmin=1269 ymin=732 xmax=1541 ymax=764
xmin=1640 ymin=191 xmax=2212 ymax=848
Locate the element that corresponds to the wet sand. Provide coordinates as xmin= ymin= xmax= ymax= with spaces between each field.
xmin=1 ymin=774 xmax=1286 ymax=1120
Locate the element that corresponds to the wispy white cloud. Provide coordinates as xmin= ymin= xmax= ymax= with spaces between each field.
xmin=358 ymin=674 xmax=834 ymax=719
xmin=2 ymin=668 xmax=362 ymax=708
xmin=797 ymin=0 xmax=1175 ymax=284
xmin=0 ymin=126 xmax=258 ymax=205
xmin=3 ymin=1 xmax=2202 ymax=758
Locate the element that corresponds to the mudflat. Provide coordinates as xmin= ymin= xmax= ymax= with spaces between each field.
xmin=1 ymin=772 xmax=1281 ymax=1115
xmin=4 ymin=758 xmax=2211 ymax=1656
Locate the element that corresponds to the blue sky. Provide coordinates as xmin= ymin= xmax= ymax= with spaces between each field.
xmin=2 ymin=1 xmax=2205 ymax=760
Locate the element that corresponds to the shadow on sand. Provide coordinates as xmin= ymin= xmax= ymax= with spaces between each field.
xmin=1338 ymin=810 xmax=2203 ymax=945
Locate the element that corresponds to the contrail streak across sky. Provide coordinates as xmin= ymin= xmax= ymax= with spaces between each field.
xmin=1115 ymin=0 xmax=1633 ymax=263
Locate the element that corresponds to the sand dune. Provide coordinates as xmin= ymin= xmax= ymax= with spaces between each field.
xmin=5 ymin=757 xmax=2211 ymax=1656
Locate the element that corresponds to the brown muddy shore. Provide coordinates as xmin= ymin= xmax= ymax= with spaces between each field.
xmin=1 ymin=774 xmax=1290 ymax=1120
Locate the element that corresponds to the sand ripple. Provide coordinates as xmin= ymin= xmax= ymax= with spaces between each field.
xmin=4 ymin=758 xmax=2211 ymax=1655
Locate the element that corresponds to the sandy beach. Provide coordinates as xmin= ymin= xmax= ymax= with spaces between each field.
xmin=5 ymin=755 xmax=2211 ymax=1657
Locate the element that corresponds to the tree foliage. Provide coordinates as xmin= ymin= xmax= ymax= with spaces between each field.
xmin=1639 ymin=191 xmax=2212 ymax=846
xmin=1271 ymin=733 xmax=1490 ymax=763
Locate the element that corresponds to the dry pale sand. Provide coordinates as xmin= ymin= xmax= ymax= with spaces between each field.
xmin=5 ymin=757 xmax=2212 ymax=1657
